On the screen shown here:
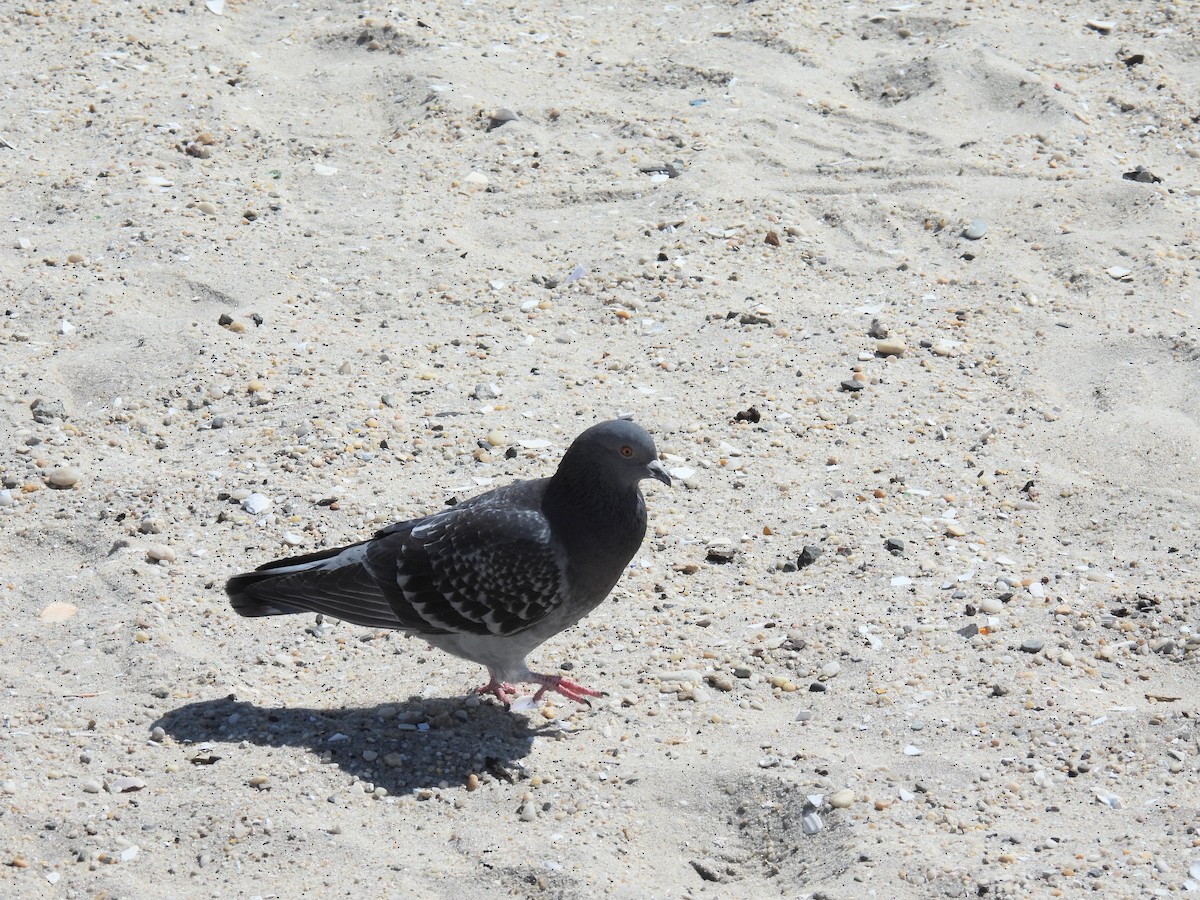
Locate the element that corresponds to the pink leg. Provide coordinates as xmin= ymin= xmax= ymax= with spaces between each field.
xmin=530 ymin=673 xmax=604 ymax=705
xmin=476 ymin=677 xmax=518 ymax=706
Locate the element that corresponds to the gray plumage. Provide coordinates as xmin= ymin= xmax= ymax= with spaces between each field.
xmin=226 ymin=419 xmax=670 ymax=704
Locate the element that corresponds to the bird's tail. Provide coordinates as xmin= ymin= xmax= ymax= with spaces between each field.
xmin=225 ymin=541 xmax=405 ymax=630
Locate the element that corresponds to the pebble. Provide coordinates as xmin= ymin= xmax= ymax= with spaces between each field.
xmin=1020 ymin=639 xmax=1045 ymax=654
xmin=146 ymin=545 xmax=176 ymax=563
xmin=242 ymin=493 xmax=271 ymax=515
xmin=519 ymin=802 xmax=537 ymax=822
xmin=248 ymin=775 xmax=271 ymax=790
xmin=39 ymin=602 xmax=78 ymax=623
xmin=733 ymin=666 xmax=753 ymax=679
xmin=472 ymin=383 xmax=501 ymax=400
xmin=81 ymin=779 xmax=102 ymax=794
xmin=150 ymin=726 xmax=166 ymax=742
xmin=705 ymin=540 xmax=737 ymax=562
xmin=31 ymin=398 xmax=67 ymax=423
xmin=797 ymin=545 xmax=822 ymax=569
xmin=46 ymin=467 xmax=81 ymax=488
xmin=819 ymin=661 xmax=841 ymax=680
xmin=706 ymin=673 xmax=734 ymax=692
xmin=876 ymin=338 xmax=906 ymax=357
xmin=1059 ymin=650 xmax=1076 ymax=666
xmin=962 ymin=219 xmax=988 ymax=240
xmin=979 ymin=596 xmax=1004 ymax=615
xmin=1086 ymin=18 xmax=1115 ymax=33
xmin=119 ymin=845 xmax=140 ymax=863
xmin=801 ymin=810 xmax=824 ymax=834
xmin=110 ymin=776 xmax=146 ymax=793
xmin=828 ymin=789 xmax=855 ymax=809
xmin=795 ymin=710 xmax=813 ymax=722
xmin=0 ymin=489 xmax=12 ymax=507
xmin=485 ymin=429 xmax=507 ymax=447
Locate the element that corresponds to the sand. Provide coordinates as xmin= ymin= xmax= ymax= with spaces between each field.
xmin=2 ymin=0 xmax=1198 ymax=897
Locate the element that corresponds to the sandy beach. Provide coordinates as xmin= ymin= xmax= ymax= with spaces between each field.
xmin=2 ymin=1 xmax=1198 ymax=896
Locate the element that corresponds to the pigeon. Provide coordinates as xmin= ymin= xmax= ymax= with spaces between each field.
xmin=226 ymin=419 xmax=670 ymax=705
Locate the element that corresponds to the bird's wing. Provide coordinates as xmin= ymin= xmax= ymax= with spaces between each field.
xmin=369 ymin=503 xmax=568 ymax=637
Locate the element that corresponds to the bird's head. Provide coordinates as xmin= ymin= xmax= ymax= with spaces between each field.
xmin=562 ymin=419 xmax=671 ymax=488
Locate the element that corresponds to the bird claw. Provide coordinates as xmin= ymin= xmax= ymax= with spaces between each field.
xmin=476 ymin=679 xmax=518 ymax=706
xmin=530 ymin=674 xmax=604 ymax=706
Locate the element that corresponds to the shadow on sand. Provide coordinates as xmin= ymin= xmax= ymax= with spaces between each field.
xmin=152 ymin=693 xmax=544 ymax=794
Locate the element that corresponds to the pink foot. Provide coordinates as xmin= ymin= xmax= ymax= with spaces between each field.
xmin=530 ymin=674 xmax=604 ymax=705
xmin=476 ymin=678 xmax=518 ymax=706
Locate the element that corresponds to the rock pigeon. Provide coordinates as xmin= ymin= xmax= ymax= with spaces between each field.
xmin=226 ymin=419 xmax=670 ymax=705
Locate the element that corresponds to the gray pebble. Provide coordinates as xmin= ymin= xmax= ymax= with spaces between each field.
xmin=1020 ymin=639 xmax=1045 ymax=654
xmin=962 ymin=219 xmax=988 ymax=240
xmin=30 ymin=398 xmax=67 ymax=423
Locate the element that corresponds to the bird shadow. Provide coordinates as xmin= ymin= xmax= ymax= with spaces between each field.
xmin=151 ymin=693 xmax=546 ymax=795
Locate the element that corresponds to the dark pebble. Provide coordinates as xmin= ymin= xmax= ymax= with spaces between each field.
xmin=1019 ymin=639 xmax=1045 ymax=654
xmin=808 ymin=682 xmax=827 ymax=693
xmin=840 ymin=379 xmax=865 ymax=392
xmin=797 ymin=545 xmax=822 ymax=569
xmin=884 ymin=537 xmax=905 ymax=555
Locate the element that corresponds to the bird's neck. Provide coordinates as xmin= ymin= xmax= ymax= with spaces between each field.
xmin=543 ymin=471 xmax=647 ymax=559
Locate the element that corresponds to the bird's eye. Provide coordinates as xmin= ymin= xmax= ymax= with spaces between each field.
xmin=619 ymin=445 xmax=634 ymax=457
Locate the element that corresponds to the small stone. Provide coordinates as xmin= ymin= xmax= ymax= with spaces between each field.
xmin=485 ymin=429 xmax=507 ymax=447
xmin=884 ymin=537 xmax=905 ymax=554
xmin=795 ymin=709 xmax=813 ymax=722
xmin=119 ymin=845 xmax=139 ymax=863
xmin=109 ymin=776 xmax=146 ymax=793
xmin=39 ymin=602 xmax=78 ymax=623
xmin=47 ymin=467 xmax=80 ymax=489
xmin=248 ymin=775 xmax=271 ymax=789
xmin=464 ymin=171 xmax=489 ymax=188
xmin=30 ymin=398 xmax=67 ymax=423
xmin=956 ymin=623 xmax=979 ymax=638
xmin=733 ymin=666 xmax=753 ymax=679
xmin=819 ymin=661 xmax=841 ymax=680
xmin=962 ymin=219 xmax=988 ymax=240
xmin=384 ymin=753 xmax=404 ymax=768
xmin=81 ymin=779 xmax=102 ymax=794
xmin=690 ymin=858 xmax=726 ymax=883
xmin=241 ymin=493 xmax=271 ymax=515
xmin=1020 ymin=639 xmax=1045 ymax=654
xmin=991 ymin=682 xmax=1011 ymax=697
xmin=801 ymin=810 xmax=824 ymax=834
xmin=519 ymin=802 xmax=537 ymax=822
xmin=0 ymin=490 xmax=13 ymax=507
xmin=705 ymin=540 xmax=737 ymax=563
xmin=472 ymin=383 xmax=501 ymax=401
xmin=487 ymin=108 xmax=518 ymax=131
xmin=149 ymin=726 xmax=166 ymax=743
xmin=828 ymin=788 xmax=855 ymax=809
xmin=875 ymin=338 xmax=906 ymax=357
xmin=705 ymin=673 xmax=734 ymax=692
xmin=466 ymin=774 xmax=480 ymax=791
xmin=146 ymin=545 xmax=176 ymax=563
xmin=1085 ymin=18 xmax=1115 ymax=33
xmin=979 ymin=596 xmax=1004 ymax=615
xmin=839 ymin=379 xmax=865 ymax=393
xmin=797 ymin=545 xmax=822 ymax=569
xmin=1059 ymin=650 xmax=1076 ymax=666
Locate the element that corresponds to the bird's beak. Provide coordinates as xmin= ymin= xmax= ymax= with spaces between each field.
xmin=646 ymin=459 xmax=672 ymax=486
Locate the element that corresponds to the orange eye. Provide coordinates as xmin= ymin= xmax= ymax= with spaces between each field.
xmin=619 ymin=445 xmax=634 ymax=457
